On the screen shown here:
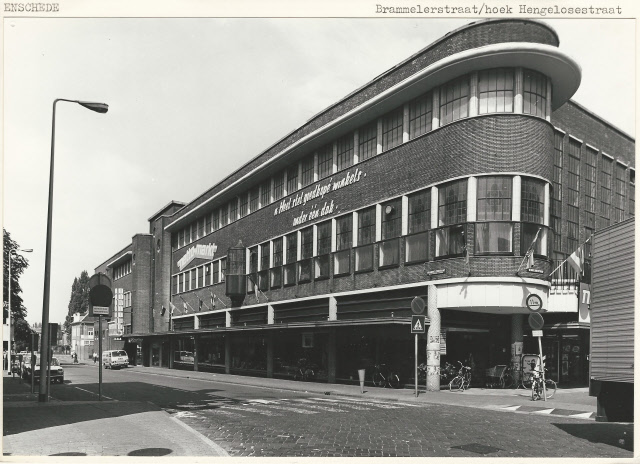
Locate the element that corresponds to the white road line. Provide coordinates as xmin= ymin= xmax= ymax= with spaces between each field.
xmin=259 ymin=404 xmax=318 ymax=414
xmin=220 ymin=405 xmax=284 ymax=416
xmin=570 ymin=412 xmax=595 ymax=420
xmin=169 ymin=415 xmax=230 ymax=456
xmin=74 ymin=386 xmax=117 ymax=401
xmin=533 ymin=409 xmax=555 ymax=415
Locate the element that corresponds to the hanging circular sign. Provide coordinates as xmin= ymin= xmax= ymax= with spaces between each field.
xmin=411 ymin=296 xmax=425 ymax=315
xmin=525 ymin=294 xmax=543 ymax=312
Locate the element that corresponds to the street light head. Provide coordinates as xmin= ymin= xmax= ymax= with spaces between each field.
xmin=78 ymin=101 xmax=109 ymax=114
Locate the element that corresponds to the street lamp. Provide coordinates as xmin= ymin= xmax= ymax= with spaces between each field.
xmin=39 ymin=99 xmax=108 ymax=402
xmin=6 ymin=248 xmax=33 ymax=375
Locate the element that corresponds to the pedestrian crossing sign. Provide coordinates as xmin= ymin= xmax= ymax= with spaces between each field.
xmin=411 ymin=315 xmax=426 ymax=334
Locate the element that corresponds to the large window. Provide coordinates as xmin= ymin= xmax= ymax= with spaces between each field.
xmin=614 ymin=163 xmax=626 ymax=223
xmin=261 ymin=180 xmax=271 ymax=207
xmin=336 ymin=134 xmax=354 ymax=171
xmin=478 ymin=68 xmax=514 ymax=114
xmin=299 ymin=227 xmax=313 ymax=282
xmin=381 ymin=108 xmax=403 ymax=152
xmin=380 ymin=199 xmax=401 ymax=267
xmin=437 ymin=179 xmax=467 ymax=258
xmin=286 ymin=165 xmax=298 ymax=194
xmin=239 ymin=193 xmax=248 ymax=218
xmin=315 ymin=221 xmax=331 ymax=279
xmin=600 ymin=156 xmax=612 ymax=227
xmin=317 ymin=145 xmax=333 ymax=180
xmin=212 ymin=209 xmax=220 ymax=231
xmin=248 ymin=246 xmax=258 ymax=293
xmin=477 ymin=176 xmax=512 ymax=221
xmin=439 ymin=76 xmax=469 ymax=125
xmin=219 ymin=204 xmax=228 ymax=227
xmin=438 ymin=179 xmax=467 ymax=226
xmin=273 ymin=172 xmax=284 ymax=201
xmin=249 ymin=186 xmax=259 ymax=213
xmin=584 ymin=146 xmax=597 ymax=229
xmin=230 ymin=199 xmax=238 ymax=223
xmin=406 ymin=189 xmax=430 ymax=263
xmin=356 ymin=207 xmax=375 ymax=271
xmin=284 ymin=232 xmax=297 ymax=286
xmin=271 ymin=237 xmax=283 ymax=288
xmin=358 ymin=123 xmax=377 ymax=161
xmin=521 ymin=178 xmax=545 ymax=224
xmin=523 ymin=69 xmax=547 ymax=118
xmin=259 ymin=242 xmax=270 ymax=291
xmin=476 ymin=223 xmax=512 ymax=254
xmin=409 ymin=92 xmax=433 ymax=139
xmin=301 ymin=156 xmax=314 ymax=187
xmin=522 ymin=223 xmax=544 ymax=257
xmin=334 ymin=214 xmax=352 ymax=275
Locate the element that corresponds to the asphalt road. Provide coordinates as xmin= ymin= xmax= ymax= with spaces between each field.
xmin=50 ymin=364 xmax=633 ymax=458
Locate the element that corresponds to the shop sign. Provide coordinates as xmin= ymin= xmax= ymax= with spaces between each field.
xmin=526 ymin=268 xmax=544 ymax=274
xmin=426 ymin=269 xmax=446 ymax=276
xmin=178 ymin=243 xmax=218 ymax=270
xmin=526 ymin=294 xmax=543 ymax=312
xmin=532 ymin=330 xmax=543 ymax=337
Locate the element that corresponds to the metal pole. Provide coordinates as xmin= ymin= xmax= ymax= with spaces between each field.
xmin=99 ymin=315 xmax=102 ymax=401
xmin=7 ymin=252 xmax=11 ymax=376
xmin=38 ymin=100 xmax=59 ymax=402
xmin=538 ymin=335 xmax=547 ymax=401
xmin=414 ymin=333 xmax=418 ymax=397
xmin=30 ymin=333 xmax=35 ymax=394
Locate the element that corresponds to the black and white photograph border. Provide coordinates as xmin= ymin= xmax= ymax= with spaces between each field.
xmin=1 ymin=0 xmax=637 ymax=461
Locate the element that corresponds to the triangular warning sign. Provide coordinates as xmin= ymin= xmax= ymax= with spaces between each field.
xmin=413 ymin=319 xmax=423 ymax=331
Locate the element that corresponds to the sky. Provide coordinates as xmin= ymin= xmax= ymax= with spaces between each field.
xmin=2 ymin=13 xmax=636 ymax=327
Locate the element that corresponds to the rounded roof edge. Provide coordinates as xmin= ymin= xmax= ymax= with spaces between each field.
xmin=441 ymin=19 xmax=560 ymax=47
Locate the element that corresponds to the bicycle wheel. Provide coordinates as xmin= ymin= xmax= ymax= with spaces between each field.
xmin=372 ymin=372 xmax=385 ymax=387
xmin=521 ymin=373 xmax=533 ymax=389
xmin=501 ymin=373 xmax=514 ymax=389
xmin=544 ymin=379 xmax=557 ymax=399
xmin=449 ymin=376 xmax=464 ymax=392
xmin=531 ymin=381 xmax=542 ymax=401
xmin=388 ymin=373 xmax=400 ymax=389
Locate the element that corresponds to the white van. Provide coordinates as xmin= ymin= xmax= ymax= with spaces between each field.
xmin=102 ymin=350 xmax=129 ymax=369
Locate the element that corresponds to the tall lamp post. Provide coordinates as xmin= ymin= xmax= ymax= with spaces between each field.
xmin=7 ymin=248 xmax=33 ymax=375
xmin=39 ymin=99 xmax=108 ymax=402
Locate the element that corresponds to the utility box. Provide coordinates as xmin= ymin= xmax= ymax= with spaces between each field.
xmin=589 ymin=218 xmax=634 ymax=422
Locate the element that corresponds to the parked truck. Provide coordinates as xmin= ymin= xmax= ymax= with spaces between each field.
xmin=589 ymin=218 xmax=634 ymax=422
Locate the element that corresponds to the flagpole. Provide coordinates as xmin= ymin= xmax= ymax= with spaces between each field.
xmin=517 ymin=227 xmax=541 ymax=274
xmin=547 ymin=235 xmax=592 ymax=279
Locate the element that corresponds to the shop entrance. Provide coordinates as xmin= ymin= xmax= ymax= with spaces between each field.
xmin=443 ymin=329 xmax=490 ymax=386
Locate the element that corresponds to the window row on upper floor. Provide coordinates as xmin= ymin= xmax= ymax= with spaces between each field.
xmin=173 ymin=257 xmax=227 ymax=296
xmin=173 ymin=175 xmax=549 ymax=296
xmin=113 ymin=260 xmax=132 ymax=280
xmin=171 ymin=67 xmax=551 ymax=251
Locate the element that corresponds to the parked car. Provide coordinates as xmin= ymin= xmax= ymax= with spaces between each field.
xmin=22 ymin=356 xmax=64 ymax=384
xmin=102 ymin=350 xmax=129 ymax=369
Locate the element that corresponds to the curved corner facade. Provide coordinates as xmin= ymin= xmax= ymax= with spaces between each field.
xmin=94 ymin=20 xmax=634 ymax=389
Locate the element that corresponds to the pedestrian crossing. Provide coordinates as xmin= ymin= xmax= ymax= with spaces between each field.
xmin=487 ymin=404 xmax=597 ymax=421
xmin=167 ymin=395 xmax=417 ymax=418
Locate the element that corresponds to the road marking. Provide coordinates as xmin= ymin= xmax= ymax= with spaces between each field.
xmin=571 ymin=412 xmax=596 ymax=420
xmin=169 ymin=414 xmax=230 ymax=456
xmin=533 ymin=409 xmax=555 ymax=415
xmin=259 ymin=404 xmax=318 ymax=414
xmin=220 ymin=405 xmax=284 ymax=416
xmin=74 ymin=386 xmax=117 ymax=401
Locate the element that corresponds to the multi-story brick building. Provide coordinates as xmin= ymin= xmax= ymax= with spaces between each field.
xmin=95 ymin=19 xmax=634 ymax=387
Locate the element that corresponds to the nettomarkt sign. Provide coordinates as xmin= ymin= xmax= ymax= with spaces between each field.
xmin=178 ymin=243 xmax=218 ymax=270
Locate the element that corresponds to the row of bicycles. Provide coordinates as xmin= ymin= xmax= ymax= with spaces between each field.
xmin=484 ymin=362 xmax=557 ymax=400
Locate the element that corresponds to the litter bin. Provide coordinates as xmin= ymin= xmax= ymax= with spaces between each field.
xmin=358 ymin=369 xmax=366 ymax=393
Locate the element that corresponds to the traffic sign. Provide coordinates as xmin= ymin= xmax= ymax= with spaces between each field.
xmin=526 ymin=294 xmax=543 ymax=312
xmin=411 ymin=297 xmax=425 ymax=315
xmin=528 ymin=312 xmax=544 ymax=330
xmin=411 ymin=315 xmax=426 ymax=334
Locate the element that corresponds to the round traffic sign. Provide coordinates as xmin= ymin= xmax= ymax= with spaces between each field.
xmin=411 ymin=296 xmax=425 ymax=314
xmin=528 ymin=312 xmax=544 ymax=330
xmin=526 ymin=294 xmax=543 ymax=312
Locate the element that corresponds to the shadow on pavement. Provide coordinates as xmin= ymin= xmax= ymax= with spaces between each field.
xmin=128 ymin=448 xmax=173 ymax=456
xmin=553 ymin=422 xmax=634 ymax=452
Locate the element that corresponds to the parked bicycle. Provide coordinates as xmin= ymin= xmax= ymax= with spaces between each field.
xmin=531 ymin=367 xmax=557 ymax=401
xmin=449 ymin=361 xmax=472 ymax=392
xmin=440 ymin=362 xmax=458 ymax=385
xmin=293 ymin=358 xmax=316 ymax=381
xmin=371 ymin=363 xmax=401 ymax=388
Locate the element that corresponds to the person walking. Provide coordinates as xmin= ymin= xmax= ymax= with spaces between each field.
xmin=73 ymin=352 xmax=78 ymax=364
xmin=93 ymin=351 xmax=98 ymax=364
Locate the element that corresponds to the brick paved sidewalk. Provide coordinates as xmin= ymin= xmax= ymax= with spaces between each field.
xmin=2 ymin=375 xmax=228 ymax=457
xmin=122 ymin=364 xmax=599 ymax=421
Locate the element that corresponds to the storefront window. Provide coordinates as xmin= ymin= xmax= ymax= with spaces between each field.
xmin=197 ymin=335 xmax=226 ymax=373
xmin=174 ymin=336 xmax=195 ymax=371
xmin=231 ymin=335 xmax=267 ymax=372
xmin=274 ymin=331 xmax=329 ymax=381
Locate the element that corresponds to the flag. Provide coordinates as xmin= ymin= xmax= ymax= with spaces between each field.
xmin=198 ymin=297 xmax=203 ymax=312
xmin=567 ymin=244 xmax=584 ymax=274
xmin=527 ymin=248 xmax=535 ymax=268
xmin=210 ymin=291 xmax=216 ymax=310
xmin=523 ymin=228 xmax=541 ymax=269
xmin=161 ymin=305 xmax=166 ymax=316
xmin=169 ymin=302 xmax=177 ymax=316
xmin=183 ymin=301 xmax=188 ymax=312
xmin=255 ymin=283 xmax=259 ymax=300
xmin=463 ymin=244 xmax=469 ymax=265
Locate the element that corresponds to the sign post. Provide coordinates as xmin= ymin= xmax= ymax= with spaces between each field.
xmin=527 ymin=297 xmax=546 ymax=402
xmin=411 ymin=297 xmax=426 ymax=398
xmin=89 ymin=273 xmax=113 ymax=403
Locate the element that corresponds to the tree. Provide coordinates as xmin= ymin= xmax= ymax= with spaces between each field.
xmin=64 ymin=270 xmax=90 ymax=339
xmin=3 ymin=229 xmax=32 ymax=349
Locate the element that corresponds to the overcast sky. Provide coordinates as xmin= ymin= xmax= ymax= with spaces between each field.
xmin=2 ymin=16 xmax=635 ymax=326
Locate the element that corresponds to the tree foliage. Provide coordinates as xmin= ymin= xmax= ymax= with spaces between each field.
xmin=64 ymin=270 xmax=90 ymax=339
xmin=3 ymin=229 xmax=32 ymax=349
